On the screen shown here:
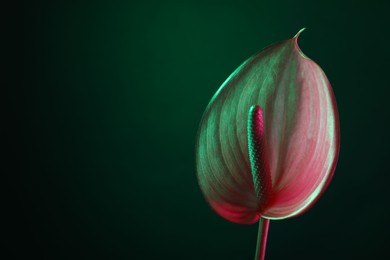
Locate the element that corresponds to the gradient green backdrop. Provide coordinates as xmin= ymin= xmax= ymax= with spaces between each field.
xmin=9 ymin=0 xmax=390 ymax=259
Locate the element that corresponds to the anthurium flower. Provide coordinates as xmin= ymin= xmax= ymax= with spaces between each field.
xmin=195 ymin=29 xmax=340 ymax=259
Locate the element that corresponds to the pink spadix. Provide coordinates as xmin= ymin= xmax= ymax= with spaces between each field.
xmin=195 ymin=29 xmax=340 ymax=259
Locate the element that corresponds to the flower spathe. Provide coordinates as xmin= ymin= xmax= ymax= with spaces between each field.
xmin=195 ymin=29 xmax=340 ymax=224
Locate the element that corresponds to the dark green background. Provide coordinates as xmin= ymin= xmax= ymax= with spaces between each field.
xmin=8 ymin=0 xmax=389 ymax=259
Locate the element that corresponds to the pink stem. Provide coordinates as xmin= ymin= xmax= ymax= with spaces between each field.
xmin=255 ymin=217 xmax=270 ymax=260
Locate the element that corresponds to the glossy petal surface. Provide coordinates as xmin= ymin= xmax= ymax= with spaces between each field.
xmin=195 ymin=31 xmax=339 ymax=223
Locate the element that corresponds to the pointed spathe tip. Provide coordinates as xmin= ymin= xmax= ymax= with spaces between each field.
xmin=294 ymin=27 xmax=306 ymax=39
xmin=292 ymin=27 xmax=310 ymax=60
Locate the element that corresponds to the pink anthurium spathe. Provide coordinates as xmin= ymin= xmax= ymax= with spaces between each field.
xmin=195 ymin=29 xmax=340 ymax=259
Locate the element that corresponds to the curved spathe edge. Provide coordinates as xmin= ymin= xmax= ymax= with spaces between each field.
xmin=293 ymin=27 xmax=311 ymax=60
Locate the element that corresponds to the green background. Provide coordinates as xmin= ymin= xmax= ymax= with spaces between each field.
xmin=9 ymin=0 xmax=389 ymax=259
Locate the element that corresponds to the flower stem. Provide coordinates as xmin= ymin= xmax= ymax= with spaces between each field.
xmin=255 ymin=217 xmax=270 ymax=260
